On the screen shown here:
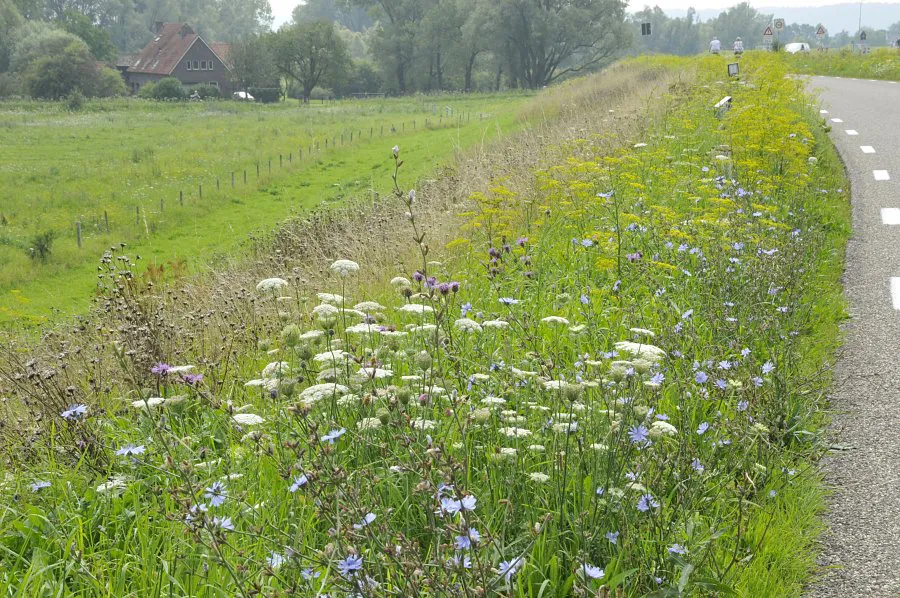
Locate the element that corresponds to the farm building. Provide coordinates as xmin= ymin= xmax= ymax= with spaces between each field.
xmin=121 ymin=23 xmax=233 ymax=96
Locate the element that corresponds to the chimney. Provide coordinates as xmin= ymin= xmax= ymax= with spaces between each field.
xmin=155 ymin=21 xmax=164 ymax=33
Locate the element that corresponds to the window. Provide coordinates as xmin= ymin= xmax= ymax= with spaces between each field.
xmin=193 ymin=60 xmax=199 ymax=70
xmin=210 ymin=81 xmax=218 ymax=89
xmin=186 ymin=60 xmax=192 ymax=71
xmin=209 ymin=60 xmax=214 ymax=71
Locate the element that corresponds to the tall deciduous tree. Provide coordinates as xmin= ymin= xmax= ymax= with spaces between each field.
xmin=273 ymin=20 xmax=351 ymax=100
xmin=229 ymin=32 xmax=279 ymax=90
xmin=494 ymin=0 xmax=628 ymax=89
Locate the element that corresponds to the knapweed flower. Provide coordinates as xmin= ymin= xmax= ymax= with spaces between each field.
xmin=321 ymin=428 xmax=346 ymax=444
xmin=330 ymin=259 xmax=360 ymax=277
xmin=290 ymin=474 xmax=309 ymax=492
xmin=205 ymin=481 xmax=227 ymax=507
xmin=338 ymin=555 xmax=363 ymax=578
xmin=636 ymin=493 xmax=660 ymax=512
xmin=581 ymin=563 xmax=604 ymax=579
xmin=116 ymin=444 xmax=146 ymax=457
xmin=151 ymin=363 xmax=172 ymax=376
xmin=61 ymin=404 xmax=88 ymax=420
xmin=181 ymin=373 xmax=203 ymax=386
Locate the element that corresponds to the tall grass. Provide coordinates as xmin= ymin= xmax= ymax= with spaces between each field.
xmin=783 ymin=46 xmax=900 ymax=80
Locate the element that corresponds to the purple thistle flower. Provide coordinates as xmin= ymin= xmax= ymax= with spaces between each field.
xmin=516 ymin=237 xmax=528 ymax=247
xmin=626 ymin=251 xmax=642 ymax=262
xmin=151 ymin=363 xmax=172 ymax=376
xmin=413 ymin=271 xmax=425 ymax=283
xmin=181 ymin=373 xmax=203 ymax=386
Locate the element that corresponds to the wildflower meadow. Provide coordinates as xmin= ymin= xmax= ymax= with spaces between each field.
xmin=0 ymin=55 xmax=849 ymax=596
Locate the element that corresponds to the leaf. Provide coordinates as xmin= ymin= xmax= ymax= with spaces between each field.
xmin=678 ymin=563 xmax=695 ymax=593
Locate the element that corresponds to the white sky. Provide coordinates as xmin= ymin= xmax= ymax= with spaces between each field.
xmin=271 ymin=0 xmax=299 ymax=27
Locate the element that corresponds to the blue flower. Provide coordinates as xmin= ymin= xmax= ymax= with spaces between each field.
xmin=448 ymin=553 xmax=472 ymax=568
xmin=267 ymin=552 xmax=286 ymax=569
xmin=751 ymin=376 xmax=764 ymax=387
xmin=204 ymin=481 xmax=227 ymax=507
xmin=649 ymin=372 xmax=665 ymax=385
xmin=290 ymin=474 xmax=309 ymax=492
xmin=605 ymin=531 xmax=619 ymax=545
xmin=628 ymin=425 xmax=649 ymax=444
xmin=697 ymin=422 xmax=710 ymax=435
xmin=695 ymin=371 xmax=708 ymax=384
xmin=581 ymin=563 xmax=604 ymax=579
xmin=338 ymin=555 xmax=363 ymax=578
xmin=212 ymin=516 xmax=234 ymax=531
xmin=441 ymin=497 xmax=462 ymax=515
xmin=460 ymin=495 xmax=477 ymax=511
xmin=30 ymin=481 xmax=51 ymax=492
xmin=61 ymin=404 xmax=88 ymax=420
xmin=580 ymin=294 xmax=590 ymax=305
xmin=581 ymin=239 xmax=594 ymax=248
xmin=636 ymin=493 xmax=659 ymax=512
xmin=499 ymin=297 xmax=519 ymax=306
xmin=460 ymin=302 xmax=473 ymax=317
xmin=322 ymin=428 xmax=346 ymax=444
xmin=116 ymin=444 xmax=146 ymax=457
xmin=691 ymin=458 xmax=705 ymax=473
xmin=498 ymin=557 xmax=523 ymax=582
xmin=301 ymin=568 xmax=320 ymax=580
xmin=353 ymin=513 xmax=376 ymax=529
xmin=668 ymin=543 xmax=687 ymax=555
xmin=737 ymin=400 xmax=749 ymax=412
xmin=715 ymin=379 xmax=727 ymax=390
xmin=761 ymin=361 xmax=775 ymax=374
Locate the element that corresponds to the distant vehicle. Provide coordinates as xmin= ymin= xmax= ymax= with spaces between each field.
xmin=784 ymin=42 xmax=811 ymax=54
xmin=233 ymin=91 xmax=255 ymax=101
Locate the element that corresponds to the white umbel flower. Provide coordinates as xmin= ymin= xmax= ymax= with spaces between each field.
xmin=614 ymin=341 xmax=666 ymax=363
xmin=398 ymin=303 xmax=435 ymax=315
xmin=482 ymin=320 xmax=509 ymax=329
xmin=354 ymin=301 xmax=385 ymax=312
xmin=262 ymin=362 xmax=291 ymax=378
xmin=529 ymin=472 xmax=550 ymax=483
xmin=649 ymin=420 xmax=678 ymax=437
xmin=359 ymin=367 xmax=393 ymax=379
xmin=390 ymin=276 xmax=411 ymax=288
xmin=345 ymin=323 xmax=379 ymax=335
xmin=312 ymin=303 xmax=340 ymax=318
xmin=330 ymin=259 xmax=360 ymax=277
xmin=411 ymin=418 xmax=437 ymax=430
xmin=298 ymin=383 xmax=350 ymax=406
xmin=629 ymin=328 xmax=656 ymax=338
xmin=358 ymin=417 xmax=383 ymax=431
xmin=541 ymin=316 xmax=570 ymax=325
xmin=316 ymin=293 xmax=345 ymax=305
xmin=256 ymin=278 xmax=289 ymax=293
xmin=499 ymin=427 xmax=532 ymax=438
xmin=233 ymin=414 xmax=264 ymax=426
xmin=454 ymin=318 xmax=482 ymax=333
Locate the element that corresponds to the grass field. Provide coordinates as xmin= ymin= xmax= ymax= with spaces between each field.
xmin=0 ymin=93 xmax=532 ymax=325
xmin=0 ymin=56 xmax=851 ymax=595
xmin=783 ymin=47 xmax=900 ymax=80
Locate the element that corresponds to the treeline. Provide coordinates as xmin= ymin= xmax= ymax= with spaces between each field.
xmin=628 ymin=2 xmax=900 ymax=55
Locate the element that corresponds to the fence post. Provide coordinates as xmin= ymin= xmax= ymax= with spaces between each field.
xmin=179 ymin=190 xmax=183 ymax=205
xmin=280 ymin=154 xmax=283 ymax=167
xmin=104 ymin=210 xmax=109 ymax=232
xmin=244 ymin=170 xmax=247 ymax=184
xmin=232 ymin=172 xmax=235 ymax=188
xmin=256 ymin=162 xmax=260 ymax=177
xmin=136 ymin=205 xmax=140 ymax=225
xmin=199 ymin=184 xmax=202 ymax=199
xmin=161 ymin=198 xmax=164 ymax=212
xmin=217 ymin=178 xmax=220 ymax=191
xmin=76 ymin=221 xmax=81 ymax=248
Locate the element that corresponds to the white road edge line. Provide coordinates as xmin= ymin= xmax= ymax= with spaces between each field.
xmin=875 ymin=170 xmax=891 ymax=181
xmin=861 ymin=146 xmax=876 ymax=154
xmin=882 ymin=209 xmax=900 ymax=225
xmin=831 ymin=118 xmax=844 ymax=123
xmin=845 ymin=130 xmax=859 ymax=136
xmin=891 ymin=278 xmax=900 ymax=310
xmin=820 ymin=109 xmax=829 ymax=114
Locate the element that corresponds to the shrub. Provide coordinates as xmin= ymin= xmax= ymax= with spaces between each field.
xmin=28 ymin=229 xmax=55 ymax=262
xmin=0 ymin=72 xmax=21 ymax=98
xmin=151 ymin=77 xmax=186 ymax=100
xmin=65 ymin=88 xmax=84 ymax=111
xmin=24 ymin=39 xmax=98 ymax=99
xmin=248 ymin=86 xmax=280 ymax=103
xmin=136 ymin=81 xmax=156 ymax=99
xmin=95 ymin=67 xmax=126 ymax=98
xmin=187 ymin=84 xmax=220 ymax=99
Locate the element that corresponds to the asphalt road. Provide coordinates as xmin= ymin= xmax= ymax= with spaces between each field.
xmin=805 ymin=76 xmax=900 ymax=597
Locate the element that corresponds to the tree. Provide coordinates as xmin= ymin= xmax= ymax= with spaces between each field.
xmin=493 ymin=0 xmax=629 ymax=89
xmin=24 ymin=38 xmax=99 ymax=98
xmin=61 ymin=10 xmax=117 ymax=60
xmin=294 ymin=0 xmax=372 ymax=32
xmin=273 ymin=20 xmax=351 ymax=101
xmin=0 ymin=0 xmax=24 ymax=72
xmin=214 ymin=0 xmax=273 ymax=40
xmin=229 ymin=33 xmax=279 ymax=90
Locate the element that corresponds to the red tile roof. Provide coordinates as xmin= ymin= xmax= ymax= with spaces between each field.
xmin=128 ymin=23 xmax=199 ymax=76
xmin=209 ymin=43 xmax=233 ymax=68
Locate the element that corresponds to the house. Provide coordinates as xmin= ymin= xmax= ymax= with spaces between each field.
xmin=122 ymin=23 xmax=233 ymax=96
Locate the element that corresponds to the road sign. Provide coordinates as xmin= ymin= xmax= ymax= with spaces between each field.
xmin=728 ymin=63 xmax=739 ymax=77
xmin=763 ymin=25 xmax=774 ymax=45
xmin=774 ymin=18 xmax=785 ymax=31
xmin=816 ymin=25 xmax=826 ymax=40
xmin=860 ymin=31 xmax=867 ymax=41
xmin=641 ymin=22 xmax=652 ymax=36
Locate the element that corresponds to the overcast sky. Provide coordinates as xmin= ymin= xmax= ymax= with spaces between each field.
xmin=269 ymin=0 xmax=886 ymax=27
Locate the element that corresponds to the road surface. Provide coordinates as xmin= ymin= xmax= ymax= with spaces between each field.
xmin=806 ymin=75 xmax=900 ymax=597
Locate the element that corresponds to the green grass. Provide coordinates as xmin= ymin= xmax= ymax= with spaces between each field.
xmin=0 ymin=57 xmax=851 ymax=596
xmin=782 ymin=46 xmax=900 ymax=80
xmin=0 ymin=93 xmax=533 ymax=326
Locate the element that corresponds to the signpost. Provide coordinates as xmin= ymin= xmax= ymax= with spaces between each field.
xmin=728 ymin=63 xmax=740 ymax=77
xmin=816 ymin=24 xmax=826 ymax=41
xmin=763 ymin=25 xmax=774 ymax=48
xmin=774 ymin=18 xmax=785 ymax=31
xmin=641 ymin=22 xmax=652 ymax=36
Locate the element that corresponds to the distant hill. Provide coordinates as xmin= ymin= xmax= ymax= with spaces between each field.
xmin=659 ymin=3 xmax=900 ymax=33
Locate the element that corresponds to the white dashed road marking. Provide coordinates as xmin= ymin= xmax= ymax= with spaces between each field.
xmin=846 ymin=130 xmax=859 ymax=136
xmin=832 ymin=118 xmax=844 ymax=123
xmin=861 ymin=146 xmax=876 ymax=154
xmin=875 ymin=170 xmax=891 ymax=181
xmin=820 ymin=109 xmax=829 ymax=114
xmin=891 ymin=278 xmax=900 ymax=310
xmin=882 ymin=209 xmax=900 ymax=225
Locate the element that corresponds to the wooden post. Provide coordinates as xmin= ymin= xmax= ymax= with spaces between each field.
xmin=160 ymin=198 xmax=164 ymax=212
xmin=279 ymin=154 xmax=282 ymax=167
xmin=217 ymin=178 xmax=220 ymax=191
xmin=199 ymin=184 xmax=202 ymax=199
xmin=256 ymin=162 xmax=260 ymax=177
xmin=402 ymin=122 xmax=405 ymax=132
xmin=232 ymin=172 xmax=235 ymax=188
xmin=244 ymin=170 xmax=247 ymax=184
xmin=76 ymin=221 xmax=81 ymax=248
xmin=268 ymin=159 xmax=271 ymax=173
xmin=136 ymin=205 xmax=140 ymax=225
xmin=179 ymin=190 xmax=183 ymax=205
xmin=104 ymin=210 xmax=109 ymax=232
xmin=289 ymin=152 xmax=292 ymax=163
